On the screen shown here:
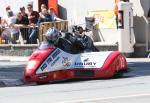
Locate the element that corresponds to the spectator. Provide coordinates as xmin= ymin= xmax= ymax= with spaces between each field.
xmin=15 ymin=12 xmax=29 ymax=25
xmin=6 ymin=5 xmax=11 ymax=11
xmin=38 ymin=8 xmax=53 ymax=24
xmin=39 ymin=4 xmax=47 ymax=17
xmin=1 ymin=10 xmax=19 ymax=44
xmin=20 ymin=6 xmax=28 ymax=18
xmin=14 ymin=12 xmax=29 ymax=44
xmin=1 ymin=6 xmax=15 ymax=27
xmin=27 ymin=4 xmax=39 ymax=25
xmin=41 ymin=4 xmax=47 ymax=10
xmin=27 ymin=4 xmax=39 ymax=44
xmin=48 ymin=7 xmax=62 ymax=21
xmin=114 ymin=0 xmax=128 ymax=28
xmin=114 ymin=0 xmax=120 ymax=28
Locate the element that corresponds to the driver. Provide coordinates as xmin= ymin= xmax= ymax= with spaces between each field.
xmin=44 ymin=27 xmax=98 ymax=53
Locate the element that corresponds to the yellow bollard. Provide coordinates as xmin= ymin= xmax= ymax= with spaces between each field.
xmin=0 ymin=37 xmax=2 ymax=44
xmin=0 ymin=37 xmax=5 ymax=44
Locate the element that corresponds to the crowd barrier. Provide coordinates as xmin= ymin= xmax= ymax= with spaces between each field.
xmin=0 ymin=20 xmax=68 ymax=44
xmin=0 ymin=25 xmax=36 ymax=44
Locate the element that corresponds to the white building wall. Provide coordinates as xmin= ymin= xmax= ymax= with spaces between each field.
xmin=58 ymin=0 xmax=118 ymax=43
xmin=58 ymin=0 xmax=150 ymax=44
xmin=58 ymin=0 xmax=114 ymax=25
xmin=130 ymin=0 xmax=150 ymax=16
xmin=1 ymin=0 xmax=150 ymax=44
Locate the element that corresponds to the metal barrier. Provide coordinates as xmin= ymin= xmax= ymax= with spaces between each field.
xmin=0 ymin=20 xmax=68 ymax=44
xmin=0 ymin=25 xmax=36 ymax=44
xmin=143 ymin=16 xmax=150 ymax=52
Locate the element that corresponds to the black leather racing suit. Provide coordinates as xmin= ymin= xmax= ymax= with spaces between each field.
xmin=54 ymin=32 xmax=98 ymax=54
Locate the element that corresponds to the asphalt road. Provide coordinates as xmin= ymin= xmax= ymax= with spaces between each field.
xmin=0 ymin=58 xmax=150 ymax=103
xmin=0 ymin=61 xmax=25 ymax=86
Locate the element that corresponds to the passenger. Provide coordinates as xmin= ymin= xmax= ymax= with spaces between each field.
xmin=72 ymin=26 xmax=99 ymax=52
xmin=44 ymin=27 xmax=98 ymax=54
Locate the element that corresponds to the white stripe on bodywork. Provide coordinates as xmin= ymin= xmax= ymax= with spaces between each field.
xmin=36 ymin=48 xmax=112 ymax=74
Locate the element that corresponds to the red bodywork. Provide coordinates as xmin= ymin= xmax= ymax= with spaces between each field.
xmin=24 ymin=47 xmax=128 ymax=84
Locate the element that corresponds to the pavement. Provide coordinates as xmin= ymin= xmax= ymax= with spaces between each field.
xmin=126 ymin=58 xmax=150 ymax=62
xmin=0 ymin=56 xmax=29 ymax=62
xmin=0 ymin=55 xmax=28 ymax=87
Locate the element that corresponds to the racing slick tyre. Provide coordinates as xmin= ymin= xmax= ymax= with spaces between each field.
xmin=113 ymin=70 xmax=124 ymax=78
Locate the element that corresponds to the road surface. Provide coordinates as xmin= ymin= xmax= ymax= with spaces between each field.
xmin=0 ymin=58 xmax=150 ymax=103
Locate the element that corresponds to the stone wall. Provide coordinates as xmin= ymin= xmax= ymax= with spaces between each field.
xmin=0 ymin=44 xmax=118 ymax=56
xmin=0 ymin=44 xmax=38 ymax=56
xmin=0 ymin=44 xmax=147 ymax=57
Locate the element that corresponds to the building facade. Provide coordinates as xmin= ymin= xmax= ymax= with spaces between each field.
xmin=0 ymin=0 xmax=150 ymax=53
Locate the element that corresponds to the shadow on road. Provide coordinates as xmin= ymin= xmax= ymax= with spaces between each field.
xmin=24 ymin=61 xmax=150 ymax=86
xmin=126 ymin=62 xmax=150 ymax=77
xmin=31 ymin=61 xmax=150 ymax=86
xmin=0 ymin=64 xmax=25 ymax=80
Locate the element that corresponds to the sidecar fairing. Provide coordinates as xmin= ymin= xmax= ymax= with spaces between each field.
xmin=24 ymin=44 xmax=128 ymax=84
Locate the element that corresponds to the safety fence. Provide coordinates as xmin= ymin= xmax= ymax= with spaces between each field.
xmin=0 ymin=20 xmax=68 ymax=45
xmin=143 ymin=16 xmax=150 ymax=52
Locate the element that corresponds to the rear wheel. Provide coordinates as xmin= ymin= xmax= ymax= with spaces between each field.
xmin=113 ymin=70 xmax=124 ymax=78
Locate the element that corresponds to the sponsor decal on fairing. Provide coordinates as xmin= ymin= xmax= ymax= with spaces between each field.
xmin=62 ymin=57 xmax=71 ymax=67
xmin=74 ymin=58 xmax=97 ymax=67
xmin=36 ymin=48 xmax=113 ymax=74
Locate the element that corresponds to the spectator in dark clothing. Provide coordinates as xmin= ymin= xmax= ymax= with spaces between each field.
xmin=27 ymin=4 xmax=39 ymax=25
xmin=20 ymin=6 xmax=28 ymax=18
xmin=15 ymin=12 xmax=29 ymax=44
xmin=16 ymin=12 xmax=29 ymax=25
xmin=27 ymin=4 xmax=39 ymax=44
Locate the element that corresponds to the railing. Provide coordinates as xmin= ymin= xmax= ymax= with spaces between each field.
xmin=0 ymin=20 xmax=68 ymax=45
xmin=143 ymin=16 xmax=150 ymax=52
